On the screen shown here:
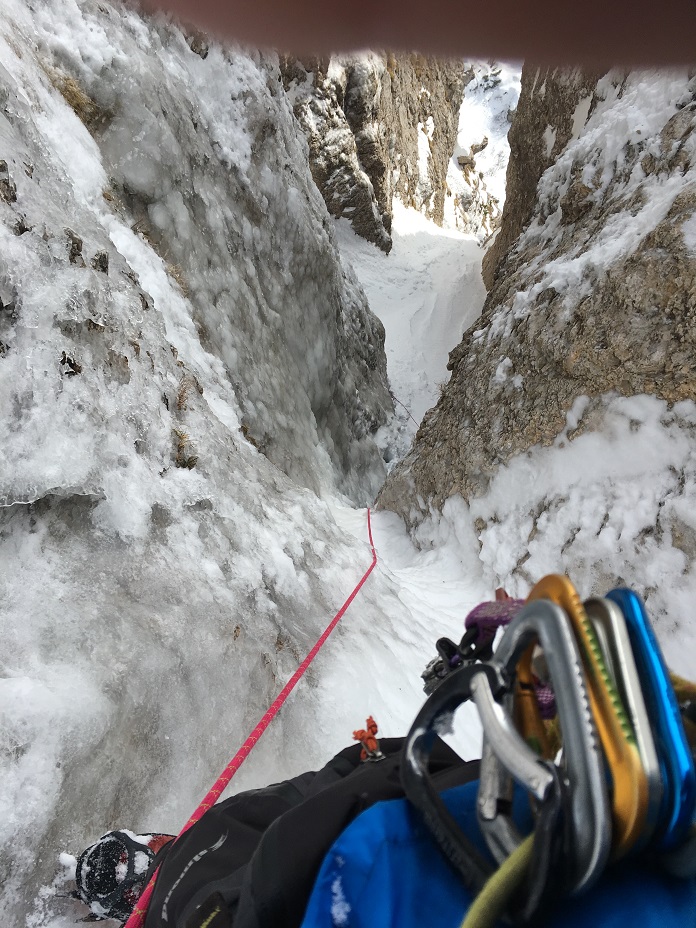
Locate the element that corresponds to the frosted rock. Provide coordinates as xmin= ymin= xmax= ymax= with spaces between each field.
xmin=0 ymin=159 xmax=16 ymax=202
xmin=380 ymin=69 xmax=696 ymax=540
xmin=67 ymin=18 xmax=391 ymax=503
xmin=444 ymin=62 xmax=521 ymax=241
xmin=0 ymin=1 xmax=395 ymax=917
xmin=482 ymin=65 xmax=604 ymax=291
xmin=282 ymin=54 xmax=467 ymax=251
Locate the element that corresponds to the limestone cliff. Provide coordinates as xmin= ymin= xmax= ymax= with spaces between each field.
xmin=0 ymin=3 xmax=396 ymax=914
xmin=281 ymin=53 xmax=467 ymax=252
xmin=379 ymin=69 xmax=696 ymax=559
xmin=482 ymin=64 xmax=604 ymax=290
xmin=2 ymin=13 xmax=395 ymax=506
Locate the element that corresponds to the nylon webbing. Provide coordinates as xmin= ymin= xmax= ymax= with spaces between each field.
xmin=460 ymin=833 xmax=534 ymax=928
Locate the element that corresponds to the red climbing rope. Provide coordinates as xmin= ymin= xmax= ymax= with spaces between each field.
xmin=125 ymin=508 xmax=377 ymax=928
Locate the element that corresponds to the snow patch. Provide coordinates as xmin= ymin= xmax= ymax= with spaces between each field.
xmin=683 ymin=212 xmax=696 ymax=253
xmin=331 ymin=876 xmax=351 ymax=926
xmin=468 ymin=393 xmax=696 ymax=677
xmin=334 ymin=201 xmax=485 ymax=459
xmin=571 ymin=95 xmax=593 ymax=139
xmin=543 ymin=125 xmax=557 ymax=158
xmin=493 ymin=357 xmax=512 ymax=383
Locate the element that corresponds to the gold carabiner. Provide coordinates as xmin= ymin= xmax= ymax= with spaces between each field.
xmin=528 ymin=575 xmax=649 ymax=858
xmin=514 ymin=643 xmax=554 ymax=759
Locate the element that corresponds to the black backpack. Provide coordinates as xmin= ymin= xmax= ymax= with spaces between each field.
xmin=145 ymin=737 xmax=479 ymax=928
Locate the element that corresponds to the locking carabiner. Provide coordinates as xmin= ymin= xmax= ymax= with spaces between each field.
xmin=606 ymin=588 xmax=696 ymax=850
xmin=528 ymin=576 xmax=649 ymax=859
xmin=585 ymin=596 xmax=664 ymax=846
xmin=476 ymin=598 xmax=611 ymax=895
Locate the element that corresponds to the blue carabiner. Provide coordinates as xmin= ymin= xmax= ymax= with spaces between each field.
xmin=606 ymin=588 xmax=696 ymax=850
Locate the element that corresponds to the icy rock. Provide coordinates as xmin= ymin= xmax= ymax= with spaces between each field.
xmin=471 ymin=136 xmax=489 ymax=156
xmin=482 ymin=64 xmax=604 ymax=290
xmin=90 ymin=249 xmax=109 ymax=273
xmin=0 ymin=283 xmax=15 ymax=314
xmin=380 ymin=70 xmax=696 ymax=533
xmin=13 ymin=215 xmax=30 ymax=235
xmin=281 ymin=55 xmax=392 ymax=253
xmin=59 ymin=350 xmax=82 ymax=376
xmin=282 ymin=53 xmax=467 ymax=251
xmin=443 ymin=62 xmax=520 ymax=241
xmin=0 ymin=1 xmax=397 ymax=918
xmin=184 ymin=27 xmax=209 ymax=60
xmin=0 ymin=159 xmax=17 ymax=202
xmin=65 ymin=228 xmax=86 ymax=266
xmin=24 ymin=1 xmax=393 ymax=503
xmin=342 ymin=54 xmax=466 ymax=228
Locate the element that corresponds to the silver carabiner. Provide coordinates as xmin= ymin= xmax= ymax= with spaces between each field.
xmin=474 ymin=599 xmax=611 ymax=895
xmin=471 ymin=672 xmax=556 ymax=801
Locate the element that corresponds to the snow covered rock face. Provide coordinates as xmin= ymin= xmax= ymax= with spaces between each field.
xmin=281 ymin=54 xmax=466 ymax=252
xmin=8 ymin=0 xmax=392 ymax=506
xmin=379 ymin=70 xmax=696 ymax=625
xmin=482 ymin=64 xmax=603 ymax=290
xmin=0 ymin=0 xmax=398 ymax=917
xmin=446 ymin=63 xmax=522 ymax=242
xmin=280 ymin=55 xmax=393 ymax=253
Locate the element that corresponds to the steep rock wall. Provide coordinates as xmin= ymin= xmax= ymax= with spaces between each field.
xmin=281 ymin=53 xmax=467 ymax=252
xmin=0 ymin=1 xmax=399 ymax=917
xmin=13 ymin=7 xmax=394 ymax=506
xmin=379 ymin=71 xmax=696 ymax=606
xmin=482 ymin=64 xmax=604 ymax=290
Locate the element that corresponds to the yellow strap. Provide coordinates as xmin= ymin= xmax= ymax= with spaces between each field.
xmin=459 ymin=834 xmax=534 ymax=928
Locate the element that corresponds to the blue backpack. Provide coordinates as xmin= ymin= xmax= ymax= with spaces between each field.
xmin=300 ymin=779 xmax=696 ymax=928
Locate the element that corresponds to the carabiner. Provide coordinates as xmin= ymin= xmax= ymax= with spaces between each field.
xmin=513 ymin=643 xmax=553 ymax=758
xmin=585 ymin=596 xmax=663 ymax=845
xmin=472 ymin=669 xmax=567 ymax=922
xmin=402 ymin=662 xmax=499 ymax=896
xmin=528 ymin=576 xmax=649 ymax=859
xmin=401 ymin=660 xmax=564 ymax=924
xmin=606 ymin=588 xmax=696 ymax=850
xmin=477 ymin=598 xmax=611 ymax=894
xmin=471 ymin=672 xmax=556 ymax=801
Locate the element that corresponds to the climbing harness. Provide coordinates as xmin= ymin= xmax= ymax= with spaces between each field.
xmin=406 ymin=574 xmax=696 ymax=926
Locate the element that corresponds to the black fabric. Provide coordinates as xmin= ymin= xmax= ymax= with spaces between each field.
xmin=184 ymin=892 xmax=230 ymax=928
xmin=145 ymin=738 xmax=479 ymax=928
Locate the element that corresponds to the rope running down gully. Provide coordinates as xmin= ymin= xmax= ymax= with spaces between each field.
xmin=125 ymin=508 xmax=378 ymax=928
